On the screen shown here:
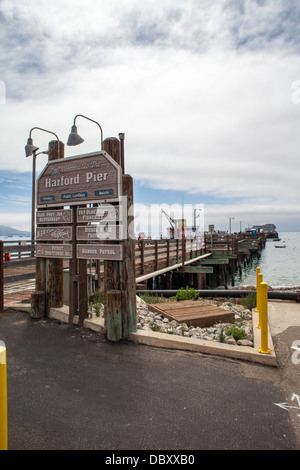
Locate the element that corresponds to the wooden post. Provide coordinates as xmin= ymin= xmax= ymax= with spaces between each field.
xmin=106 ymin=290 xmax=122 ymax=341
xmin=181 ymin=237 xmax=186 ymax=273
xmin=103 ymin=138 xmax=122 ymax=334
xmin=69 ymin=206 xmax=77 ymax=325
xmin=0 ymin=241 xmax=3 ymax=311
xmin=103 ymin=137 xmax=136 ymax=340
xmin=46 ymin=140 xmax=64 ymax=312
xmin=45 ymin=257 xmax=64 ymax=315
xmin=78 ymin=259 xmax=88 ymax=325
xmin=35 ymin=140 xmax=65 ymax=317
xmin=154 ymin=240 xmax=158 ymax=271
xmin=121 ymin=173 xmax=136 ymax=338
xmin=166 ymin=240 xmax=170 ymax=267
xmin=140 ymin=239 xmax=144 ymax=275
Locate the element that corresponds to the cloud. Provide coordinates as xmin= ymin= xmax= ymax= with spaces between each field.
xmin=0 ymin=0 xmax=300 ymax=232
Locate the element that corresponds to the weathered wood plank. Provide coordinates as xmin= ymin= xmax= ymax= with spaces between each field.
xmin=148 ymin=300 xmax=234 ymax=328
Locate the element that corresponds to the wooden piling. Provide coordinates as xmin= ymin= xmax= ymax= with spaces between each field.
xmin=121 ymin=173 xmax=136 ymax=337
xmin=106 ymin=290 xmax=122 ymax=341
xmin=36 ymin=140 xmax=65 ymax=317
xmin=102 ymin=137 xmax=136 ymax=339
xmin=30 ymin=291 xmax=45 ymax=319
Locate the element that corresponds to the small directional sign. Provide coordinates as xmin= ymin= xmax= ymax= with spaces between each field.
xmin=183 ymin=266 xmax=213 ymax=274
xmin=36 ymin=243 xmax=72 ymax=259
xmin=36 ymin=226 xmax=72 ymax=241
xmin=77 ymin=243 xmax=123 ymax=260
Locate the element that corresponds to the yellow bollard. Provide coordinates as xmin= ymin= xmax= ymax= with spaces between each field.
xmin=256 ymin=273 xmax=263 ymax=328
xmin=254 ymin=267 xmax=260 ymax=311
xmin=0 ymin=340 xmax=8 ymax=450
xmin=259 ymin=282 xmax=271 ymax=355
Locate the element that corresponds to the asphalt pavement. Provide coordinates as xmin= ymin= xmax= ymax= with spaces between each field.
xmin=0 ymin=300 xmax=299 ymax=452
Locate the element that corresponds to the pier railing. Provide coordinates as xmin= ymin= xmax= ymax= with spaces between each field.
xmin=134 ymin=238 xmax=202 ymax=278
xmin=2 ymin=239 xmax=35 ymax=260
xmin=204 ymin=232 xmax=267 ymax=256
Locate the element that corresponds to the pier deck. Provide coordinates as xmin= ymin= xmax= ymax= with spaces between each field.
xmin=1 ymin=232 xmax=267 ymax=303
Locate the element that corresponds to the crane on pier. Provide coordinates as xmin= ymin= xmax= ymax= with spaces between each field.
xmin=161 ymin=209 xmax=175 ymax=238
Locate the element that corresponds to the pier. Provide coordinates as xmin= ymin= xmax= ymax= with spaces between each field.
xmin=1 ymin=231 xmax=268 ymax=306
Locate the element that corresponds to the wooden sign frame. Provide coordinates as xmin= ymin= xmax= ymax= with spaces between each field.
xmin=36 ymin=226 xmax=73 ymax=241
xmin=37 ymin=209 xmax=73 ymax=224
xmin=77 ymin=243 xmax=123 ymax=260
xmin=36 ymin=243 xmax=72 ymax=259
xmin=37 ymin=151 xmax=121 ymax=208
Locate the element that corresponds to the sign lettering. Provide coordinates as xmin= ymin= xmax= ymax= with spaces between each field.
xmin=37 ymin=151 xmax=121 ymax=207
xmin=37 ymin=209 xmax=73 ymax=224
xmin=36 ymin=226 xmax=72 ymax=241
xmin=36 ymin=243 xmax=72 ymax=259
xmin=77 ymin=244 xmax=123 ymax=260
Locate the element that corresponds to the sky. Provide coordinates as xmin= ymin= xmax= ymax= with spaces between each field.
xmin=0 ymin=0 xmax=300 ymax=236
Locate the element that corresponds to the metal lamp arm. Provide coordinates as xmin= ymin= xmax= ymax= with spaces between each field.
xmin=29 ymin=127 xmax=59 ymax=141
xmin=73 ymin=114 xmax=103 ymax=150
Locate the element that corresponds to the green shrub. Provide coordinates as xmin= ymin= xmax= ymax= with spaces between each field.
xmin=225 ymin=325 xmax=246 ymax=341
xmin=174 ymin=286 xmax=198 ymax=301
xmin=241 ymin=292 xmax=256 ymax=310
xmin=138 ymin=293 xmax=166 ymax=304
xmin=91 ymin=290 xmax=105 ymax=317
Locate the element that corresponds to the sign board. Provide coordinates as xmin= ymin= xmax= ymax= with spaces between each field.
xmin=36 ymin=226 xmax=72 ymax=241
xmin=77 ymin=244 xmax=123 ymax=260
xmin=36 ymin=243 xmax=72 ymax=259
xmin=37 ymin=209 xmax=73 ymax=224
xmin=37 ymin=151 xmax=121 ymax=208
xmin=76 ymin=225 xmax=124 ymax=241
xmin=77 ymin=205 xmax=122 ymax=223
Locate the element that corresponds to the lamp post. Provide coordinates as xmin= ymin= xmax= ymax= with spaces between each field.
xmin=229 ymin=216 xmax=235 ymax=235
xmin=67 ymin=114 xmax=103 ymax=150
xmin=25 ymin=127 xmax=60 ymax=241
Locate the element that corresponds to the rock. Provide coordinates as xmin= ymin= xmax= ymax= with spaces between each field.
xmin=134 ymin=299 xmax=254 ymax=348
xmin=225 ymin=336 xmax=237 ymax=345
xmin=206 ymin=327 xmax=216 ymax=334
xmin=136 ymin=295 xmax=146 ymax=307
xmin=237 ymin=339 xmax=254 ymax=347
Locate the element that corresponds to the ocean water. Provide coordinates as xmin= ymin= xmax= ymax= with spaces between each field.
xmin=234 ymin=232 xmax=300 ymax=288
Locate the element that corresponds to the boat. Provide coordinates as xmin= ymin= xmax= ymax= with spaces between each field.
xmin=275 ymin=244 xmax=286 ymax=248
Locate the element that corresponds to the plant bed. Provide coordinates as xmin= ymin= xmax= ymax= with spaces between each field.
xmin=136 ymin=295 xmax=254 ymax=347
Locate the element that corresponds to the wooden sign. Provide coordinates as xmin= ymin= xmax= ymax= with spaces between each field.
xmin=37 ymin=209 xmax=73 ymax=224
xmin=37 ymin=151 xmax=121 ymax=208
xmin=36 ymin=226 xmax=72 ymax=241
xmin=183 ymin=266 xmax=214 ymax=274
xmin=36 ymin=243 xmax=72 ymax=259
xmin=77 ymin=205 xmax=122 ymax=223
xmin=76 ymin=225 xmax=124 ymax=241
xmin=77 ymin=243 xmax=123 ymax=260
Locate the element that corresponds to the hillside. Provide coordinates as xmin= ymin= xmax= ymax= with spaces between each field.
xmin=0 ymin=225 xmax=30 ymax=237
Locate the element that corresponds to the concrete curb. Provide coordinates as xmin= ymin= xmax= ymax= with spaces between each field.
xmin=129 ymin=309 xmax=277 ymax=367
xmin=6 ymin=302 xmax=277 ymax=367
